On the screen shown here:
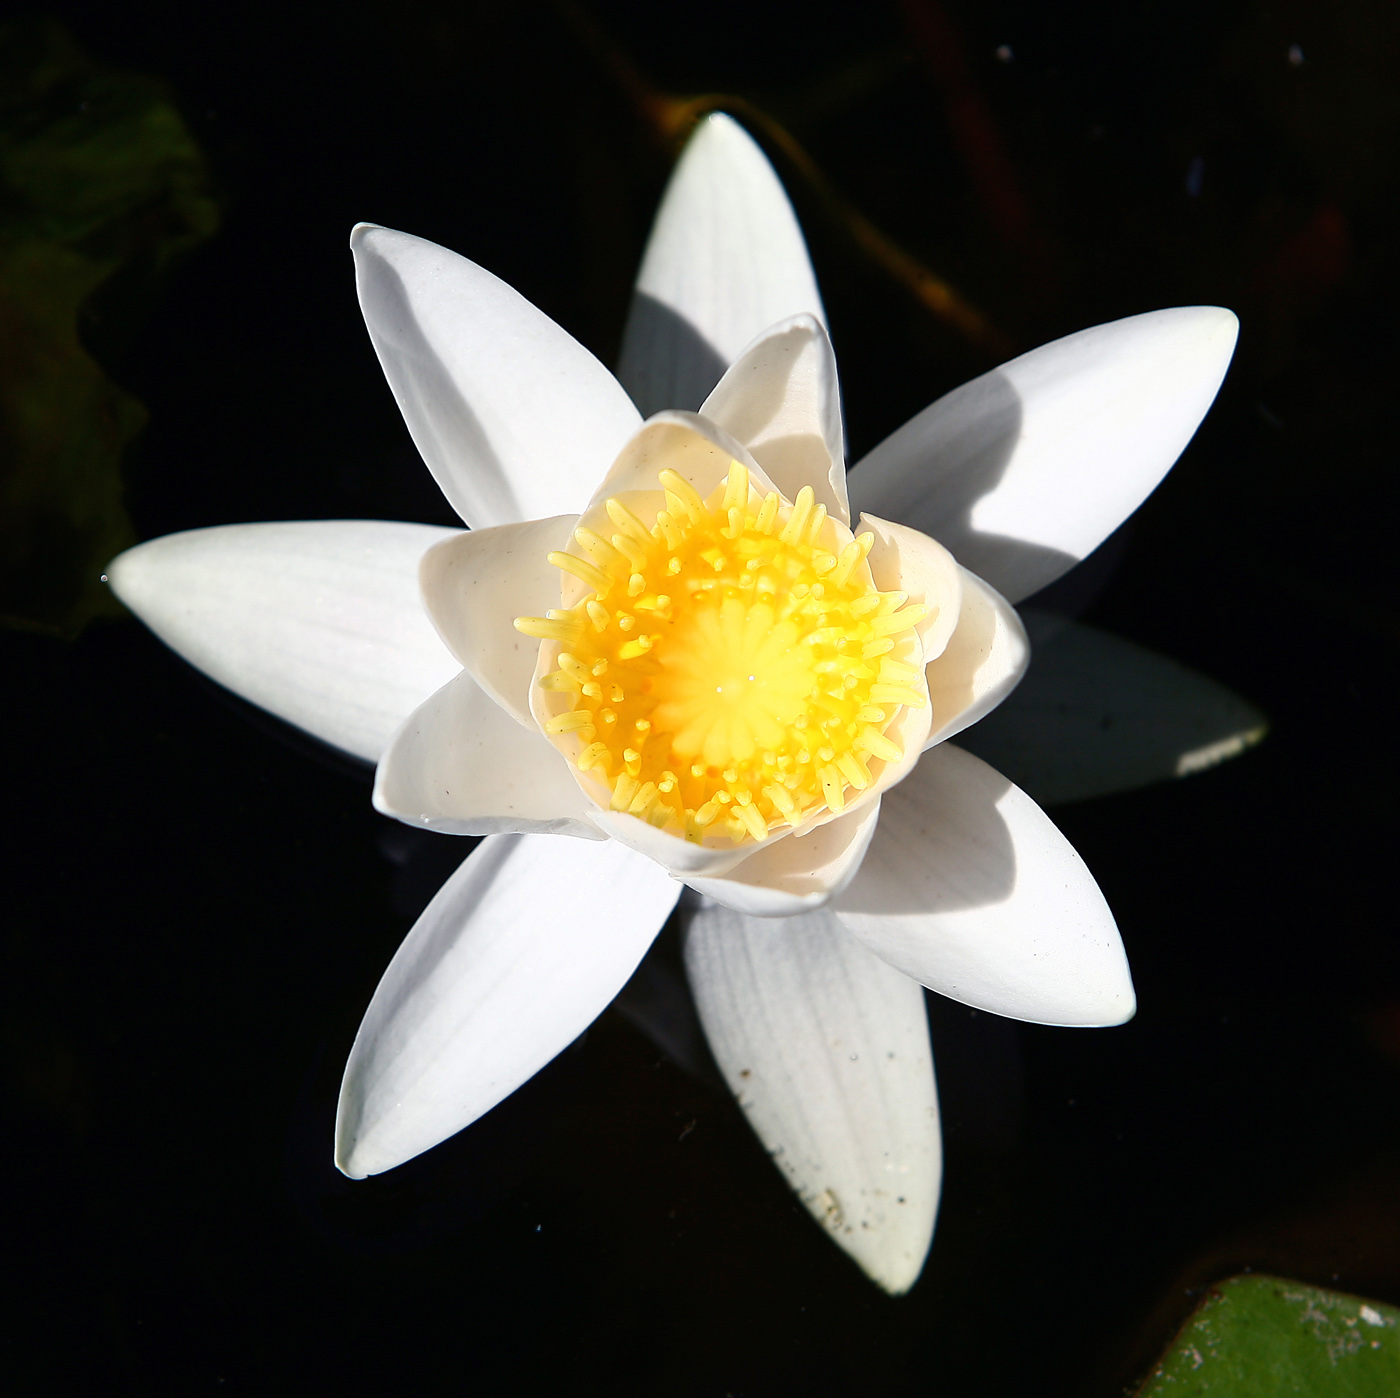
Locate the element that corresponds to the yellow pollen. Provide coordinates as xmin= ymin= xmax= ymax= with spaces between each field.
xmin=516 ymin=462 xmax=925 ymax=846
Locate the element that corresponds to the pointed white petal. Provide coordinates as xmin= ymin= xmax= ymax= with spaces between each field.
xmin=684 ymin=904 xmax=940 ymax=1293
xmin=418 ymin=515 xmax=575 ymax=727
xmin=923 ymin=567 xmax=1030 ymax=750
xmin=684 ymin=799 xmax=882 ymax=917
xmin=353 ymin=224 xmax=641 ymax=527
xmin=373 ymin=669 xmax=604 ymax=839
xmin=107 ymin=521 xmax=460 ymax=763
xmin=850 ymin=308 xmax=1239 ymax=602
xmin=837 ymin=744 xmax=1134 ymax=1026
xmin=336 ymin=833 xmax=680 ymax=1177
xmin=700 ymin=315 xmax=848 ymax=524
xmin=958 ymin=610 xmax=1267 ymax=804
xmin=617 ymin=113 xmax=826 ymax=416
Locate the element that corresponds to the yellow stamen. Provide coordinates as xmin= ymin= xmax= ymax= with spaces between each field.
xmin=779 ymin=485 xmax=815 ymax=545
xmin=515 ymin=615 xmax=582 ymax=643
xmin=833 ymin=533 xmax=875 ymax=588
xmin=611 ymin=532 xmax=647 ymax=568
xmin=545 ymin=709 xmax=595 ymax=735
xmin=657 ymin=470 xmax=705 ymax=523
xmin=606 ymin=497 xmax=652 ymax=543
xmin=515 ymin=464 xmax=930 ymax=846
xmin=855 ymin=727 xmax=903 ymax=762
xmin=869 ymin=604 xmax=929 ymax=636
xmin=870 ymin=684 xmax=926 ymax=709
xmin=574 ymin=527 xmax=625 ymax=570
xmin=548 ymin=551 xmax=611 ymax=595
xmin=723 ymin=460 xmax=749 ymax=514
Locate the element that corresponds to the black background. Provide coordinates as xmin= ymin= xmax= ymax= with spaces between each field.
xmin=4 ymin=1 xmax=1399 ymax=1393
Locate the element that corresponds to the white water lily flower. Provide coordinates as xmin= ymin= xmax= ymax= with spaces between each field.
xmin=107 ymin=113 xmax=1237 ymax=1294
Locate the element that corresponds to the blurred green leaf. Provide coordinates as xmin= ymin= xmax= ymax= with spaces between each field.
xmin=0 ymin=18 xmax=218 ymax=636
xmin=1138 ymin=1275 xmax=1400 ymax=1396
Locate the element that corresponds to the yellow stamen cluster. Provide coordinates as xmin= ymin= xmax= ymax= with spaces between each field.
xmin=515 ymin=461 xmax=927 ymax=845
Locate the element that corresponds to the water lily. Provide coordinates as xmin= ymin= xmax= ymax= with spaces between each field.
xmin=107 ymin=114 xmax=1237 ymax=1293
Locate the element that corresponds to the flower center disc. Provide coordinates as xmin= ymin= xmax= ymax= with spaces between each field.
xmin=516 ymin=461 xmax=927 ymax=846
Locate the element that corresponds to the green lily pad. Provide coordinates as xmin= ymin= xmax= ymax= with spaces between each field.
xmin=1137 ymin=1274 xmax=1400 ymax=1396
xmin=0 ymin=18 xmax=218 ymax=636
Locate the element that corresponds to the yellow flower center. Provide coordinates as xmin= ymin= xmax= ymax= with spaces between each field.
xmin=515 ymin=461 xmax=927 ymax=846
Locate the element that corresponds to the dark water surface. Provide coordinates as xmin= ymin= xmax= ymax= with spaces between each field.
xmin=4 ymin=1 xmax=1398 ymax=1393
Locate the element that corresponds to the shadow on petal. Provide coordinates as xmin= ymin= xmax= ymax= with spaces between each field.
xmin=957 ymin=609 xmax=1268 ymax=805
xmin=682 ymin=903 xmax=941 ymax=1293
xmin=837 ymin=745 xmax=1133 ymax=1027
xmin=848 ymin=367 xmax=1078 ymax=601
xmin=356 ymin=248 xmax=522 ymax=527
xmin=617 ymin=291 xmax=730 ymax=416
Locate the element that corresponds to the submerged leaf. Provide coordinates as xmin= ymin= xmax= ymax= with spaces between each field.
xmin=0 ymin=18 xmax=218 ymax=636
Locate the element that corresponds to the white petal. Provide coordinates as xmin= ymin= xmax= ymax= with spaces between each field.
xmin=577 ymin=410 xmax=779 ymax=522
xmin=336 ymin=833 xmax=680 ymax=1177
xmin=923 ymin=567 xmax=1030 ymax=749
xmin=418 ymin=515 xmax=575 ymax=726
xmin=353 ymin=224 xmax=641 ymax=527
xmin=617 ymin=113 xmax=826 ymax=417
xmin=684 ymin=904 xmax=940 ymax=1294
xmin=861 ymin=512 xmax=964 ymax=662
xmin=700 ymin=315 xmax=848 ymax=525
xmin=836 ymin=744 xmax=1134 ymax=1026
xmin=684 ymin=799 xmax=882 ymax=917
xmin=849 ymin=307 xmax=1239 ymax=602
xmin=588 ymin=806 xmax=763 ymax=879
xmin=373 ymin=668 xmax=604 ymax=839
xmin=958 ymin=609 xmax=1268 ymax=804
xmin=107 ymin=521 xmax=460 ymax=763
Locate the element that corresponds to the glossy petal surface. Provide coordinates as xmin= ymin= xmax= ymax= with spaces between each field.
xmin=684 ymin=800 xmax=882 ymax=917
xmin=577 ymin=410 xmax=774 ymax=523
xmin=107 ymin=520 xmax=460 ymax=763
xmin=373 ymin=669 xmax=604 ymax=838
xmin=700 ymin=315 xmax=848 ymax=524
xmin=419 ymin=515 xmax=576 ymax=726
xmin=684 ymin=903 xmax=940 ymax=1293
xmin=336 ymin=833 xmax=680 ymax=1177
xmin=353 ymin=224 xmax=640 ymax=527
xmin=923 ymin=568 xmax=1030 ymax=749
xmin=850 ymin=307 xmax=1239 ymax=602
xmin=837 ymin=744 xmax=1135 ymax=1026
xmin=617 ymin=113 xmax=825 ymax=416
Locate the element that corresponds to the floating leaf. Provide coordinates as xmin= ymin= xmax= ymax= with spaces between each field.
xmin=959 ymin=610 xmax=1267 ymax=805
xmin=1137 ymin=1274 xmax=1400 ymax=1396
